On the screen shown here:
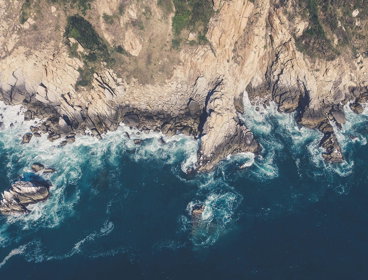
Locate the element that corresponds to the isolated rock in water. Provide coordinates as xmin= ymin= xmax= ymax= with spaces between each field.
xmin=31 ymin=162 xmax=45 ymax=172
xmin=350 ymin=102 xmax=364 ymax=114
xmin=43 ymin=168 xmax=56 ymax=174
xmin=22 ymin=133 xmax=33 ymax=144
xmin=0 ymin=177 xmax=51 ymax=215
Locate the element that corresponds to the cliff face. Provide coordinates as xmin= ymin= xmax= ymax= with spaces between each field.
xmin=0 ymin=0 xmax=367 ymax=171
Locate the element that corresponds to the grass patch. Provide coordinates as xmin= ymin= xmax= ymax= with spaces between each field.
xmin=164 ymin=0 xmax=214 ymax=48
xmin=102 ymin=13 xmax=115 ymax=24
xmin=48 ymin=0 xmax=93 ymax=14
xmin=295 ymin=0 xmax=368 ymax=59
xmin=65 ymin=15 xmax=114 ymax=88
xmin=158 ymin=0 xmax=173 ymax=15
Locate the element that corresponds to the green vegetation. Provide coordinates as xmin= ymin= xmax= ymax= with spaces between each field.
xmin=115 ymin=45 xmax=129 ymax=56
xmin=102 ymin=13 xmax=115 ymax=24
xmin=295 ymin=0 xmax=368 ymax=60
xmin=159 ymin=0 xmax=213 ymax=48
xmin=64 ymin=15 xmax=113 ymax=88
xmin=19 ymin=0 xmax=32 ymax=24
xmin=158 ymin=0 xmax=173 ymax=15
xmin=48 ymin=0 xmax=93 ymax=14
xmin=65 ymin=15 xmax=109 ymax=58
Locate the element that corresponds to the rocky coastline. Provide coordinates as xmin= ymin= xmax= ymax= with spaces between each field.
xmin=0 ymin=0 xmax=368 ymax=173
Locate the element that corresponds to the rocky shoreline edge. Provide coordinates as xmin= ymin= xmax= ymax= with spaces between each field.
xmin=2 ymin=83 xmax=367 ymax=173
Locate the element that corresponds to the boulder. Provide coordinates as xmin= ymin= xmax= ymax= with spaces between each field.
xmin=47 ymin=133 xmax=61 ymax=141
xmin=0 ymin=179 xmax=50 ymax=215
xmin=31 ymin=162 xmax=45 ymax=172
xmin=59 ymin=140 xmax=67 ymax=147
xmin=350 ymin=102 xmax=364 ymax=114
xmin=24 ymin=110 xmax=33 ymax=121
xmin=22 ymin=133 xmax=33 ymax=144
xmin=43 ymin=168 xmax=56 ymax=174
xmin=188 ymin=99 xmax=202 ymax=117
xmin=66 ymin=135 xmax=76 ymax=143
xmin=331 ymin=110 xmax=346 ymax=126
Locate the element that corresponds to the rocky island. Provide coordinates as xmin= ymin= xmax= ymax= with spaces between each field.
xmin=0 ymin=0 xmax=367 ymax=172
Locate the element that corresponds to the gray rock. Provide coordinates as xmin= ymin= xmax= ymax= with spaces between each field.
xmin=30 ymin=126 xmax=39 ymax=133
xmin=66 ymin=135 xmax=75 ymax=143
xmin=188 ymin=99 xmax=202 ymax=117
xmin=24 ymin=110 xmax=33 ymax=121
xmin=331 ymin=110 xmax=346 ymax=126
xmin=22 ymin=133 xmax=33 ymax=144
xmin=0 ymin=180 xmax=50 ymax=215
xmin=43 ymin=168 xmax=56 ymax=174
xmin=350 ymin=102 xmax=364 ymax=114
xmin=59 ymin=140 xmax=68 ymax=147
xmin=31 ymin=162 xmax=44 ymax=172
xmin=47 ymin=133 xmax=61 ymax=141
xmin=34 ymin=132 xmax=41 ymax=137
xmin=234 ymin=92 xmax=245 ymax=114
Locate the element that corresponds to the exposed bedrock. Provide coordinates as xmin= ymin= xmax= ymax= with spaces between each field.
xmin=1 ymin=0 xmax=368 ymax=171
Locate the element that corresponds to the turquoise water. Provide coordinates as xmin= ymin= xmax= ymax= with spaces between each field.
xmin=0 ymin=100 xmax=367 ymax=279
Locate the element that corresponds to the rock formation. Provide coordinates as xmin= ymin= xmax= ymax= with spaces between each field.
xmin=0 ymin=0 xmax=367 ymax=171
xmin=0 ymin=166 xmax=53 ymax=215
xmin=0 ymin=180 xmax=50 ymax=215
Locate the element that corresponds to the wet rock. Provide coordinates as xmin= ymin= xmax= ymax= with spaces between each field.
xmin=24 ymin=110 xmax=33 ymax=121
xmin=318 ymin=121 xmax=334 ymax=134
xmin=331 ymin=110 xmax=346 ymax=126
xmin=133 ymin=139 xmax=142 ymax=145
xmin=34 ymin=132 xmax=41 ymax=137
xmin=47 ymin=133 xmax=61 ymax=141
xmin=22 ymin=133 xmax=33 ymax=144
xmin=65 ymin=135 xmax=75 ymax=143
xmin=234 ymin=92 xmax=245 ymax=114
xmin=90 ymin=128 xmax=102 ymax=139
xmin=0 ymin=180 xmax=50 ymax=215
xmin=43 ymin=168 xmax=56 ymax=174
xmin=320 ymin=133 xmax=344 ymax=163
xmin=244 ymin=131 xmax=254 ymax=145
xmin=350 ymin=102 xmax=364 ymax=114
xmin=31 ymin=163 xmax=44 ymax=172
xmin=30 ymin=126 xmax=39 ymax=133
xmin=124 ymin=114 xmax=140 ymax=127
xmin=59 ymin=140 xmax=68 ymax=147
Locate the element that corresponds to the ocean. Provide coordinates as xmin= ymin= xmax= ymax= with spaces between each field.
xmin=0 ymin=97 xmax=367 ymax=280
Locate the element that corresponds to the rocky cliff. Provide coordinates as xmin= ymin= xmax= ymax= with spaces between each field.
xmin=0 ymin=0 xmax=367 ymax=171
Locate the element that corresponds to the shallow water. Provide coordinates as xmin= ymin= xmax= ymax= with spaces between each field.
xmin=0 ymin=99 xmax=368 ymax=279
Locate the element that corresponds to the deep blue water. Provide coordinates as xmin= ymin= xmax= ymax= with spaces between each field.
xmin=0 ymin=101 xmax=367 ymax=279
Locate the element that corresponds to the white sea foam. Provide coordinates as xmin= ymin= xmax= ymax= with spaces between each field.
xmin=0 ymin=244 xmax=28 ymax=269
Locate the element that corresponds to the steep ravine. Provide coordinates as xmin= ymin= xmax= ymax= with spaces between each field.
xmin=0 ymin=0 xmax=367 ymax=172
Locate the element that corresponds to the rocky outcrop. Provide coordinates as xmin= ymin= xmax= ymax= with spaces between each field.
xmin=0 ymin=176 xmax=51 ymax=215
xmin=0 ymin=0 xmax=367 ymax=171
